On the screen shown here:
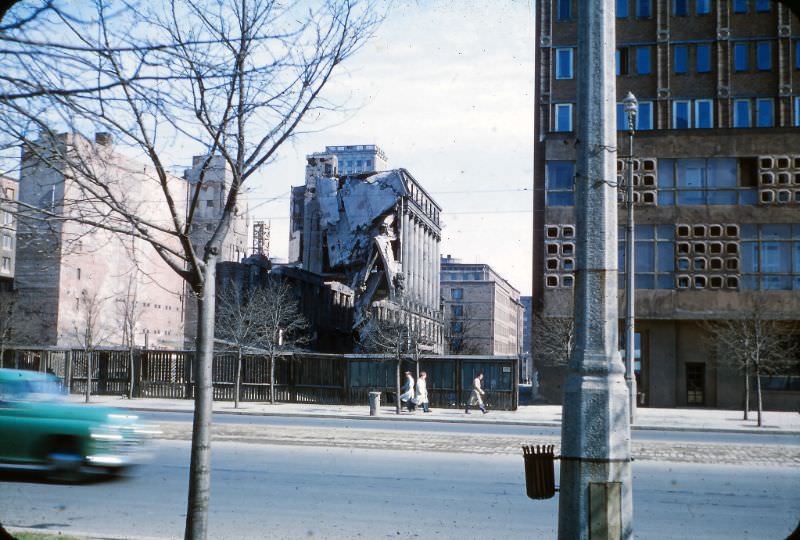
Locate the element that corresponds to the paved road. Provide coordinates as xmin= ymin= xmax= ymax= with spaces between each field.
xmin=2 ymin=440 xmax=798 ymax=540
xmin=139 ymin=411 xmax=800 ymax=467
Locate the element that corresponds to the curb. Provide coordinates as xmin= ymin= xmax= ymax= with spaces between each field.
xmin=118 ymin=404 xmax=800 ymax=436
xmin=6 ymin=526 xmax=165 ymax=540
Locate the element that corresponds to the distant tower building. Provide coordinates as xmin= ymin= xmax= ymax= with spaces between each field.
xmin=183 ymin=154 xmax=250 ymax=345
xmin=325 ymin=144 xmax=388 ymax=175
xmin=252 ymin=220 xmax=270 ymax=257
xmin=0 ymin=176 xmax=18 ymax=291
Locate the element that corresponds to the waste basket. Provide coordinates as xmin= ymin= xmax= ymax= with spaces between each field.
xmin=522 ymin=444 xmax=557 ymax=499
xmin=368 ymin=391 xmax=381 ymax=416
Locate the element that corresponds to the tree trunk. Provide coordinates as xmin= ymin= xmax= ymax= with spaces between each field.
xmin=85 ymin=350 xmax=91 ymax=403
xmin=755 ymin=363 xmax=763 ymax=428
xmin=128 ymin=346 xmax=135 ymax=400
xmin=395 ymin=358 xmax=401 ymax=415
xmin=743 ymin=362 xmax=750 ymax=421
xmin=234 ymin=347 xmax=242 ymax=409
xmin=269 ymin=353 xmax=275 ymax=404
xmin=184 ymin=257 xmax=217 ymax=540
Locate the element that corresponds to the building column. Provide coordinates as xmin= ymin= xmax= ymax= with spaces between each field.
xmin=413 ymin=217 xmax=422 ymax=303
xmin=401 ymin=208 xmax=410 ymax=295
xmin=422 ymin=225 xmax=430 ymax=310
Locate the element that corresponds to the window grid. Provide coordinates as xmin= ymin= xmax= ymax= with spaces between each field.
xmin=741 ymin=224 xmax=800 ymax=291
xmin=657 ymin=157 xmax=756 ymax=206
xmin=618 ymin=224 xmax=675 ymax=290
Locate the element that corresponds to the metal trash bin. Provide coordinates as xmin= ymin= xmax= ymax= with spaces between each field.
xmin=368 ymin=391 xmax=381 ymax=416
xmin=522 ymin=444 xmax=557 ymax=499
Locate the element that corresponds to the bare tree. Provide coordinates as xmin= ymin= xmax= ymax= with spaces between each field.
xmin=72 ymin=289 xmax=108 ymax=403
xmin=215 ymin=278 xmax=308 ymax=408
xmin=533 ymin=312 xmax=575 ymax=370
xmin=360 ymin=313 xmax=434 ymax=414
xmin=0 ymin=2 xmax=380 ymax=537
xmin=0 ymin=289 xmax=18 ymax=365
xmin=444 ymin=304 xmax=484 ymax=355
xmin=117 ymin=273 xmax=143 ymax=399
xmin=703 ymin=306 xmax=799 ymax=427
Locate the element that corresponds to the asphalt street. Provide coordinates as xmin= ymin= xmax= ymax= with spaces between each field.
xmin=2 ymin=439 xmax=798 ymax=540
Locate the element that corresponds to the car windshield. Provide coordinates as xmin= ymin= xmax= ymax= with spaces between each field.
xmin=0 ymin=378 xmax=67 ymax=402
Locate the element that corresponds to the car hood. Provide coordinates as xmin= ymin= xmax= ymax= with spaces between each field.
xmin=7 ymin=401 xmax=138 ymax=425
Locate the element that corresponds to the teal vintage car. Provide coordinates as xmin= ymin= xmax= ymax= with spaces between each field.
xmin=0 ymin=368 xmax=154 ymax=479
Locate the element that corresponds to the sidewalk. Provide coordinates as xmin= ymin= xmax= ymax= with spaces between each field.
xmin=68 ymin=395 xmax=800 ymax=435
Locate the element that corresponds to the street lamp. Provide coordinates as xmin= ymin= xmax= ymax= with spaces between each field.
xmin=623 ymin=91 xmax=638 ymax=424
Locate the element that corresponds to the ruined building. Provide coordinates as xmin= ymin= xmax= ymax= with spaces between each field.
xmin=289 ymin=149 xmax=443 ymax=352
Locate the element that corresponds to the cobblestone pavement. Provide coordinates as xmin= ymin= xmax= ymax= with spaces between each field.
xmin=154 ymin=421 xmax=800 ymax=467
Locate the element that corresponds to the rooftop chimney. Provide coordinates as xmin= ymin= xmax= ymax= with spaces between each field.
xmin=95 ymin=132 xmax=112 ymax=146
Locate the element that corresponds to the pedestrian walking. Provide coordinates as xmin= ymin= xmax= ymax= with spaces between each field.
xmin=415 ymin=371 xmax=430 ymax=413
xmin=400 ymin=371 xmax=416 ymax=412
xmin=465 ymin=371 xmax=487 ymax=414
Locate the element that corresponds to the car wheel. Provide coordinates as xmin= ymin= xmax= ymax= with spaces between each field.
xmin=45 ymin=437 xmax=84 ymax=483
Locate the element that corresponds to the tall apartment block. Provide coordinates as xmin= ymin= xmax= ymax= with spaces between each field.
xmin=440 ymin=256 xmax=524 ymax=358
xmin=0 ymin=176 xmax=18 ymax=291
xmin=534 ymin=0 xmax=800 ymax=409
xmin=183 ymin=154 xmax=250 ymax=345
xmin=14 ymin=133 xmax=185 ymax=348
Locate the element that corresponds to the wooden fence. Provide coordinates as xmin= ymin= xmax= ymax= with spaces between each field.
xmin=1 ymin=348 xmax=518 ymax=410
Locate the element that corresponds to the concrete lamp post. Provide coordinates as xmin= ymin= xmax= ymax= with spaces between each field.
xmin=623 ymin=91 xmax=638 ymax=425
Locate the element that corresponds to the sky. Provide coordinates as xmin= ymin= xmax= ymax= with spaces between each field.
xmin=247 ymin=0 xmax=536 ymax=295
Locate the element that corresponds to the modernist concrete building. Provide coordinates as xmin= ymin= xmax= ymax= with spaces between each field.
xmin=182 ymin=154 xmax=250 ymax=345
xmin=534 ymin=0 xmax=800 ymax=409
xmin=289 ymin=150 xmax=443 ymax=352
xmin=14 ymin=133 xmax=185 ymax=348
xmin=324 ymin=144 xmax=389 ymax=175
xmin=440 ymin=256 xmax=524 ymax=358
xmin=0 ymin=176 xmax=18 ymax=291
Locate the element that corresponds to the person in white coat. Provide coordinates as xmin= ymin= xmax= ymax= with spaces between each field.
xmin=400 ymin=371 xmax=415 ymax=411
xmin=465 ymin=371 xmax=487 ymax=414
xmin=415 ymin=371 xmax=430 ymax=413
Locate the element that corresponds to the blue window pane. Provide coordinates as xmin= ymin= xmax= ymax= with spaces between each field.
xmin=707 ymin=158 xmax=737 ymax=187
xmin=616 ymin=49 xmax=621 ymax=76
xmin=635 ymin=242 xmax=655 ymax=272
xmin=734 ymin=43 xmax=749 ymax=71
xmin=617 ymin=0 xmax=629 ymax=17
xmin=676 ymin=158 xmax=705 ymax=204
xmin=547 ymin=161 xmax=574 ymax=189
xmin=761 ymin=224 xmax=791 ymax=240
xmin=637 ymin=0 xmax=652 ymax=17
xmin=696 ymin=45 xmax=711 ymax=72
xmin=734 ymin=100 xmax=751 ymax=127
xmin=740 ymin=224 xmax=758 ymax=240
xmin=761 ymin=242 xmax=791 ymax=272
xmin=658 ymin=191 xmax=675 ymax=205
xmin=762 ymin=276 xmax=791 ymax=290
xmin=696 ymin=0 xmax=711 ymax=14
xmin=677 ymin=258 xmax=690 ymax=271
xmin=658 ymin=159 xmax=675 ymax=187
xmin=757 ymin=42 xmax=772 ymax=70
xmin=657 ymin=225 xmax=674 ymax=240
xmin=741 ymin=275 xmax=758 ymax=290
xmin=558 ymin=0 xmax=571 ymax=20
xmin=707 ymin=190 xmax=737 ymax=204
xmin=755 ymin=0 xmax=770 ymax=12
xmin=635 ymin=224 xmax=655 ymax=240
xmin=739 ymin=189 xmax=758 ymax=205
xmin=617 ymin=103 xmax=627 ymax=130
xmin=674 ymin=46 xmax=688 ymax=73
xmin=618 ymin=244 xmax=625 ymax=269
xmin=756 ymin=99 xmax=774 ymax=127
xmin=794 ymin=242 xmax=800 ymax=273
xmin=555 ymin=104 xmax=572 ymax=131
xmin=636 ymin=274 xmax=655 ymax=289
xmin=796 ymin=41 xmax=800 ymax=70
xmin=674 ymin=101 xmax=690 ymax=128
xmin=637 ymin=102 xmax=653 ymax=130
xmin=636 ymin=47 xmax=651 ymax=74
xmin=695 ymin=100 xmax=713 ymax=128
xmin=657 ymin=242 xmax=674 ymax=272
xmin=547 ymin=192 xmax=574 ymax=206
xmin=673 ymin=0 xmax=688 ymax=15
xmin=556 ymin=49 xmax=573 ymax=79
xmin=741 ymin=242 xmax=758 ymax=272
xmin=657 ymin=275 xmax=674 ymax=289
xmin=733 ymin=0 xmax=748 ymax=13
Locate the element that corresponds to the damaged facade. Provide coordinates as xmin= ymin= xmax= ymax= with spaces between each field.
xmin=289 ymin=150 xmax=443 ymax=352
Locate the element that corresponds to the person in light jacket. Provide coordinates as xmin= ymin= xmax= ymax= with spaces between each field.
xmin=465 ymin=371 xmax=487 ymax=414
xmin=415 ymin=371 xmax=430 ymax=413
xmin=400 ymin=371 xmax=415 ymax=411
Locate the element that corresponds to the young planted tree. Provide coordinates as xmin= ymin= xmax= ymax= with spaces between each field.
xmin=703 ymin=307 xmax=799 ymax=427
xmin=533 ymin=310 xmax=575 ymax=370
xmin=215 ymin=278 xmax=308 ymax=408
xmin=117 ymin=273 xmax=143 ymax=399
xmin=360 ymin=314 xmax=433 ymax=414
xmin=0 ymin=2 xmax=380 ymax=537
xmin=72 ymin=289 xmax=108 ymax=403
xmin=0 ymin=289 xmax=18 ymax=365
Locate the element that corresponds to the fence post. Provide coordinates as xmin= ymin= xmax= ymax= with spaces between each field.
xmin=132 ymin=348 xmax=142 ymax=398
xmin=64 ymin=350 xmax=72 ymax=393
